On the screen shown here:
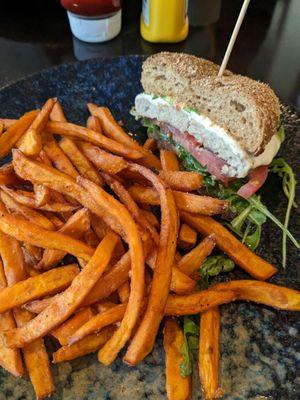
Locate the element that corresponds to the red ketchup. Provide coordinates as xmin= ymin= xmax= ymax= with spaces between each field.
xmin=61 ymin=0 xmax=122 ymax=17
xmin=61 ymin=0 xmax=122 ymax=43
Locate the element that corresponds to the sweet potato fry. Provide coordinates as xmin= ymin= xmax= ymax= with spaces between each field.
xmin=129 ymin=185 xmax=228 ymax=215
xmin=0 ymin=118 xmax=17 ymax=129
xmin=34 ymin=183 xmax=51 ymax=207
xmin=78 ymin=141 xmax=128 ymax=174
xmin=25 ymin=250 xmax=131 ymax=314
xmin=0 ymin=222 xmax=54 ymax=398
xmin=0 ymin=259 xmax=24 ymax=377
xmin=0 ymin=232 xmax=27 ymax=286
xmin=163 ymin=318 xmax=192 ymax=400
xmin=101 ymin=172 xmax=158 ymax=244
xmin=45 ymin=121 xmax=143 ymax=160
xmin=14 ymin=308 xmax=55 ymax=399
xmin=199 ymin=307 xmax=222 ymax=400
xmin=3 ymin=232 xmax=118 ymax=348
xmin=23 ymin=243 xmax=43 ymax=263
xmin=211 ymin=280 xmax=300 ymax=311
xmin=146 ymin=249 xmax=197 ymax=295
xmin=178 ymin=234 xmax=216 ymax=277
xmin=0 ymin=110 xmax=38 ymax=158
xmin=124 ymin=164 xmax=178 ymax=366
xmin=52 ymin=326 xmax=115 ymax=363
xmin=0 ymin=214 xmax=94 ymax=261
xmin=0 ymin=264 xmax=79 ymax=313
xmin=59 ymin=137 xmax=104 ymax=185
xmin=0 ymin=121 xmax=3 ymax=135
xmin=165 ymin=290 xmax=235 ymax=315
xmin=143 ymin=137 xmax=157 ymax=151
xmin=1 ymin=186 xmax=78 ymax=213
xmin=42 ymin=211 xmax=64 ymax=229
xmin=16 ymin=98 xmax=56 ymax=156
xmin=84 ymin=228 xmax=100 ymax=246
xmin=87 ymin=104 xmax=161 ymax=168
xmin=0 ymin=164 xmax=20 ymax=186
xmin=91 ymin=214 xmax=111 ymax=240
xmin=42 ymin=134 xmax=79 ymax=178
xmin=159 ymin=170 xmax=203 ymax=191
xmin=34 ymin=149 xmax=54 ymax=207
xmin=12 ymin=150 xmax=124 ymax=237
xmin=170 ymin=266 xmax=197 ymax=295
xmin=141 ymin=209 xmax=159 ymax=229
xmin=38 ymin=208 xmax=91 ymax=269
xmin=84 ymin=251 xmax=131 ymax=305
xmin=0 ymin=190 xmax=56 ymax=231
xmin=181 ymin=212 xmax=278 ymax=281
xmin=94 ymin=301 xmax=117 ymax=313
xmin=160 ymin=149 xmax=179 ymax=171
xmin=119 ymin=169 xmax=150 ymax=186
xmin=78 ymin=177 xmax=145 ymax=365
xmin=69 ymin=303 xmax=127 ymax=344
xmin=51 ymin=307 xmax=94 ymax=345
xmin=86 ymin=115 xmax=103 ymax=133
xmin=118 ymin=280 xmax=130 ymax=303
xmin=178 ymin=223 xmax=197 ymax=250
xmin=49 ymin=101 xmax=67 ymax=122
xmin=17 ymin=128 xmax=42 ymax=157
xmin=24 ymin=263 xmax=41 ymax=278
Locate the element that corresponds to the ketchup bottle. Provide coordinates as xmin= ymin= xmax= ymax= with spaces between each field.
xmin=61 ymin=0 xmax=122 ymax=43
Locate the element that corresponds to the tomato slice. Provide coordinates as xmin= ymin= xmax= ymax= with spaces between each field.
xmin=237 ymin=166 xmax=269 ymax=198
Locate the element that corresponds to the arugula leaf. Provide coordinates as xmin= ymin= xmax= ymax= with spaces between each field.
xmin=268 ymin=158 xmax=298 ymax=267
xmin=180 ymin=316 xmax=199 ymax=377
xmin=198 ymin=255 xmax=235 ymax=289
xmin=248 ymin=195 xmax=299 ymax=248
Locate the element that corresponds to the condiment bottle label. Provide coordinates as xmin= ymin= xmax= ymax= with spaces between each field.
xmin=142 ymin=0 xmax=150 ymax=26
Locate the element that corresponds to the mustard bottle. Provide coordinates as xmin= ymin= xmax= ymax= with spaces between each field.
xmin=141 ymin=0 xmax=189 ymax=43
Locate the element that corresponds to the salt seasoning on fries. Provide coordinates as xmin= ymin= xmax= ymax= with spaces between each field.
xmin=0 ymin=203 xmax=55 ymax=398
xmin=159 ymin=170 xmax=203 ymax=191
xmin=0 ymin=99 xmax=298 ymax=400
xmin=129 ymin=185 xmax=229 ymax=215
xmin=87 ymin=103 xmax=161 ymax=168
xmin=3 ymin=232 xmax=119 ymax=348
xmin=52 ymin=326 xmax=116 ymax=364
xmin=45 ymin=121 xmax=144 ymax=160
xmin=124 ymin=164 xmax=179 ymax=365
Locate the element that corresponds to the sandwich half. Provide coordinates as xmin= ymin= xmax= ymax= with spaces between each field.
xmin=133 ymin=52 xmax=282 ymax=196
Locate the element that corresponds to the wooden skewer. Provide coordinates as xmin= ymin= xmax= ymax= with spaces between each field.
xmin=218 ymin=0 xmax=251 ymax=77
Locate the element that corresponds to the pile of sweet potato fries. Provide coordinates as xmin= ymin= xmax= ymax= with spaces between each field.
xmin=0 ymin=98 xmax=299 ymax=399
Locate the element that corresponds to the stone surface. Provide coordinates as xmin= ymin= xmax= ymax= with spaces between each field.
xmin=0 ymin=56 xmax=298 ymax=399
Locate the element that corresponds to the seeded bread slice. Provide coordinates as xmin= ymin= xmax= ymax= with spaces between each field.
xmin=141 ymin=52 xmax=280 ymax=155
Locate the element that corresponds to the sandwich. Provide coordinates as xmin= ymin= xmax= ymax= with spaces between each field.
xmin=133 ymin=52 xmax=282 ymax=198
xmin=132 ymin=52 xmax=298 ymax=265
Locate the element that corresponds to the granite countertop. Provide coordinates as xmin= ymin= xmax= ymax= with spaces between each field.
xmin=0 ymin=0 xmax=299 ymax=108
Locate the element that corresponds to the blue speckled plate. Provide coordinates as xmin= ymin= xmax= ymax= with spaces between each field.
xmin=0 ymin=56 xmax=299 ymax=400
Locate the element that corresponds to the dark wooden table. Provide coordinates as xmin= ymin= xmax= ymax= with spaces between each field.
xmin=0 ymin=0 xmax=299 ymax=108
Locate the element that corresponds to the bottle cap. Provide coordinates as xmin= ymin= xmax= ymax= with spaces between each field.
xmin=67 ymin=10 xmax=121 ymax=43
